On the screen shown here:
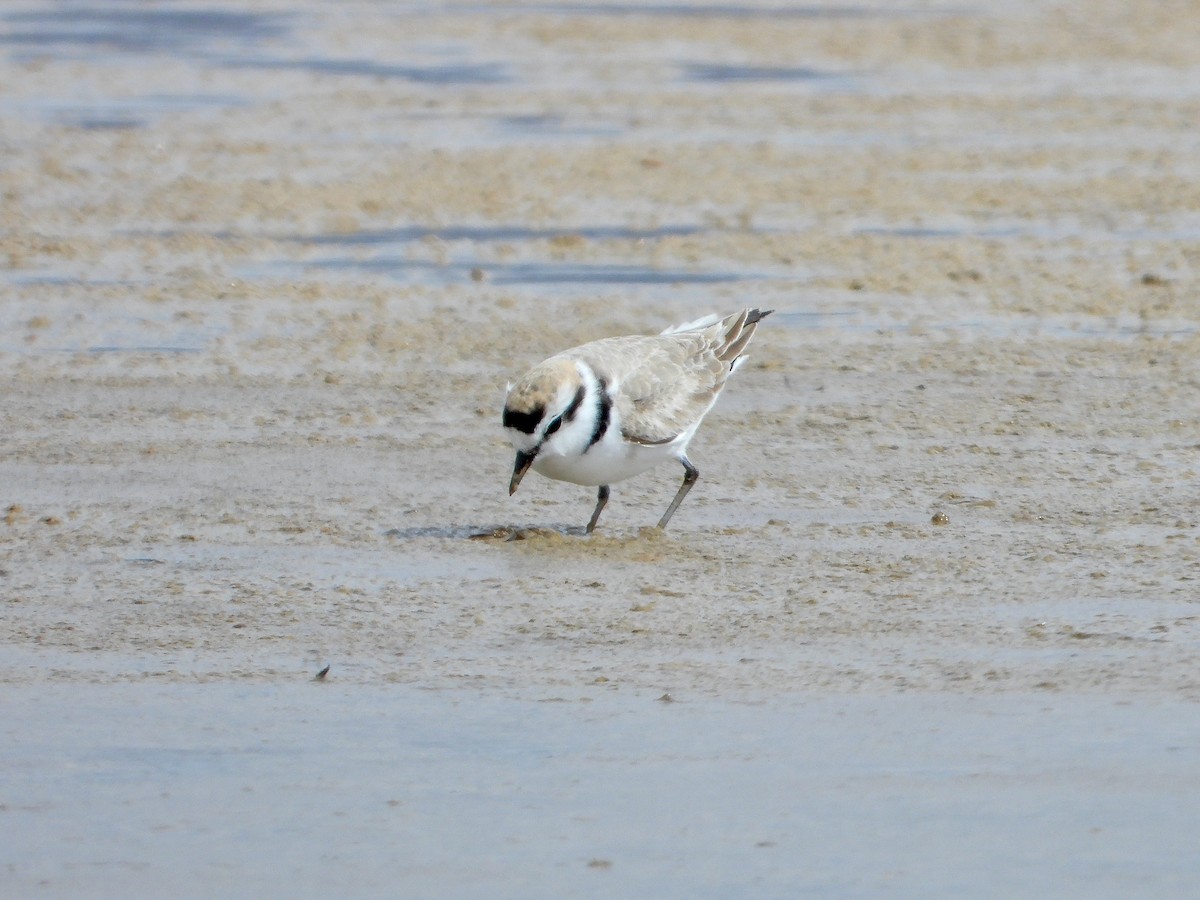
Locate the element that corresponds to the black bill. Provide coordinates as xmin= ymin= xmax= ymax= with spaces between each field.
xmin=509 ymin=450 xmax=536 ymax=495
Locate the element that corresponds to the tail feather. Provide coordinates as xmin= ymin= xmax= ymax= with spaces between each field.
xmin=663 ymin=307 xmax=773 ymax=337
xmin=661 ymin=313 xmax=721 ymax=335
xmin=717 ymin=307 xmax=773 ymax=366
xmin=662 ymin=307 xmax=773 ymax=371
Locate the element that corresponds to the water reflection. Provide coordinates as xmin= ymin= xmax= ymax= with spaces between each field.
xmin=226 ymin=58 xmax=509 ymax=85
xmin=683 ymin=63 xmax=847 ymax=83
xmin=502 ymin=4 xmax=887 ymax=19
xmin=292 ymin=224 xmax=708 ymax=245
xmin=302 ymin=257 xmax=758 ymax=286
xmin=0 ymin=8 xmax=287 ymax=54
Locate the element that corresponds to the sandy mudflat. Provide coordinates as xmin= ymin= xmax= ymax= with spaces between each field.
xmin=2 ymin=0 xmax=1199 ymax=896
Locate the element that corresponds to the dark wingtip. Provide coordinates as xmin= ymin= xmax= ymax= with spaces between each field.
xmin=746 ymin=308 xmax=774 ymax=325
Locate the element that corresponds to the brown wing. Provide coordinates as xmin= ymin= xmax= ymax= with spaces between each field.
xmin=573 ymin=309 xmax=768 ymax=445
xmin=617 ymin=336 xmax=727 ymax=444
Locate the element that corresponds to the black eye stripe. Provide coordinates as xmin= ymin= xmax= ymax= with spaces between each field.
xmin=542 ymin=385 xmax=585 ymax=438
xmin=504 ymin=385 xmax=585 ymax=438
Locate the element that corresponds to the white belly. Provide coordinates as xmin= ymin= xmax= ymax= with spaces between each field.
xmin=533 ymin=435 xmax=683 ymax=486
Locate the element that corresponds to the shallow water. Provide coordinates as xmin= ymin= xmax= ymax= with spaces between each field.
xmin=3 ymin=683 xmax=1198 ymax=899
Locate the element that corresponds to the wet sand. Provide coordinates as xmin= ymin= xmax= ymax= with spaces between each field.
xmin=2 ymin=0 xmax=1200 ymax=895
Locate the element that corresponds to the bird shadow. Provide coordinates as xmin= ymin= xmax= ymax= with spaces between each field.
xmin=383 ymin=524 xmax=588 ymax=541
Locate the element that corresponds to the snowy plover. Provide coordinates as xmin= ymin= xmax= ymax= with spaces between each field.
xmin=503 ymin=308 xmax=772 ymax=533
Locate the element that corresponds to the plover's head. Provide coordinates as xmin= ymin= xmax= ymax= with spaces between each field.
xmin=502 ymin=358 xmax=588 ymax=493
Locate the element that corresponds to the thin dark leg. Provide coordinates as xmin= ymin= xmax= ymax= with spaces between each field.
xmin=586 ymin=485 xmax=610 ymax=534
xmin=657 ymin=456 xmax=699 ymax=530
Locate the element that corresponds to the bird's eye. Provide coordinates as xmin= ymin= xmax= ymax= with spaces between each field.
xmin=544 ymin=415 xmax=563 ymax=437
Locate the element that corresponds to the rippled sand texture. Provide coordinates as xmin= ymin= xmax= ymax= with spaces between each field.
xmin=4 ymin=0 xmax=1199 ymax=692
xmin=2 ymin=0 xmax=1200 ymax=895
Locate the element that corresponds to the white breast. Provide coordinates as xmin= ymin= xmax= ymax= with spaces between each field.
xmin=532 ymin=420 xmax=687 ymax=486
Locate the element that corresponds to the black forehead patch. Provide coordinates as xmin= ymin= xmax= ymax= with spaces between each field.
xmin=503 ymin=405 xmax=543 ymax=434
